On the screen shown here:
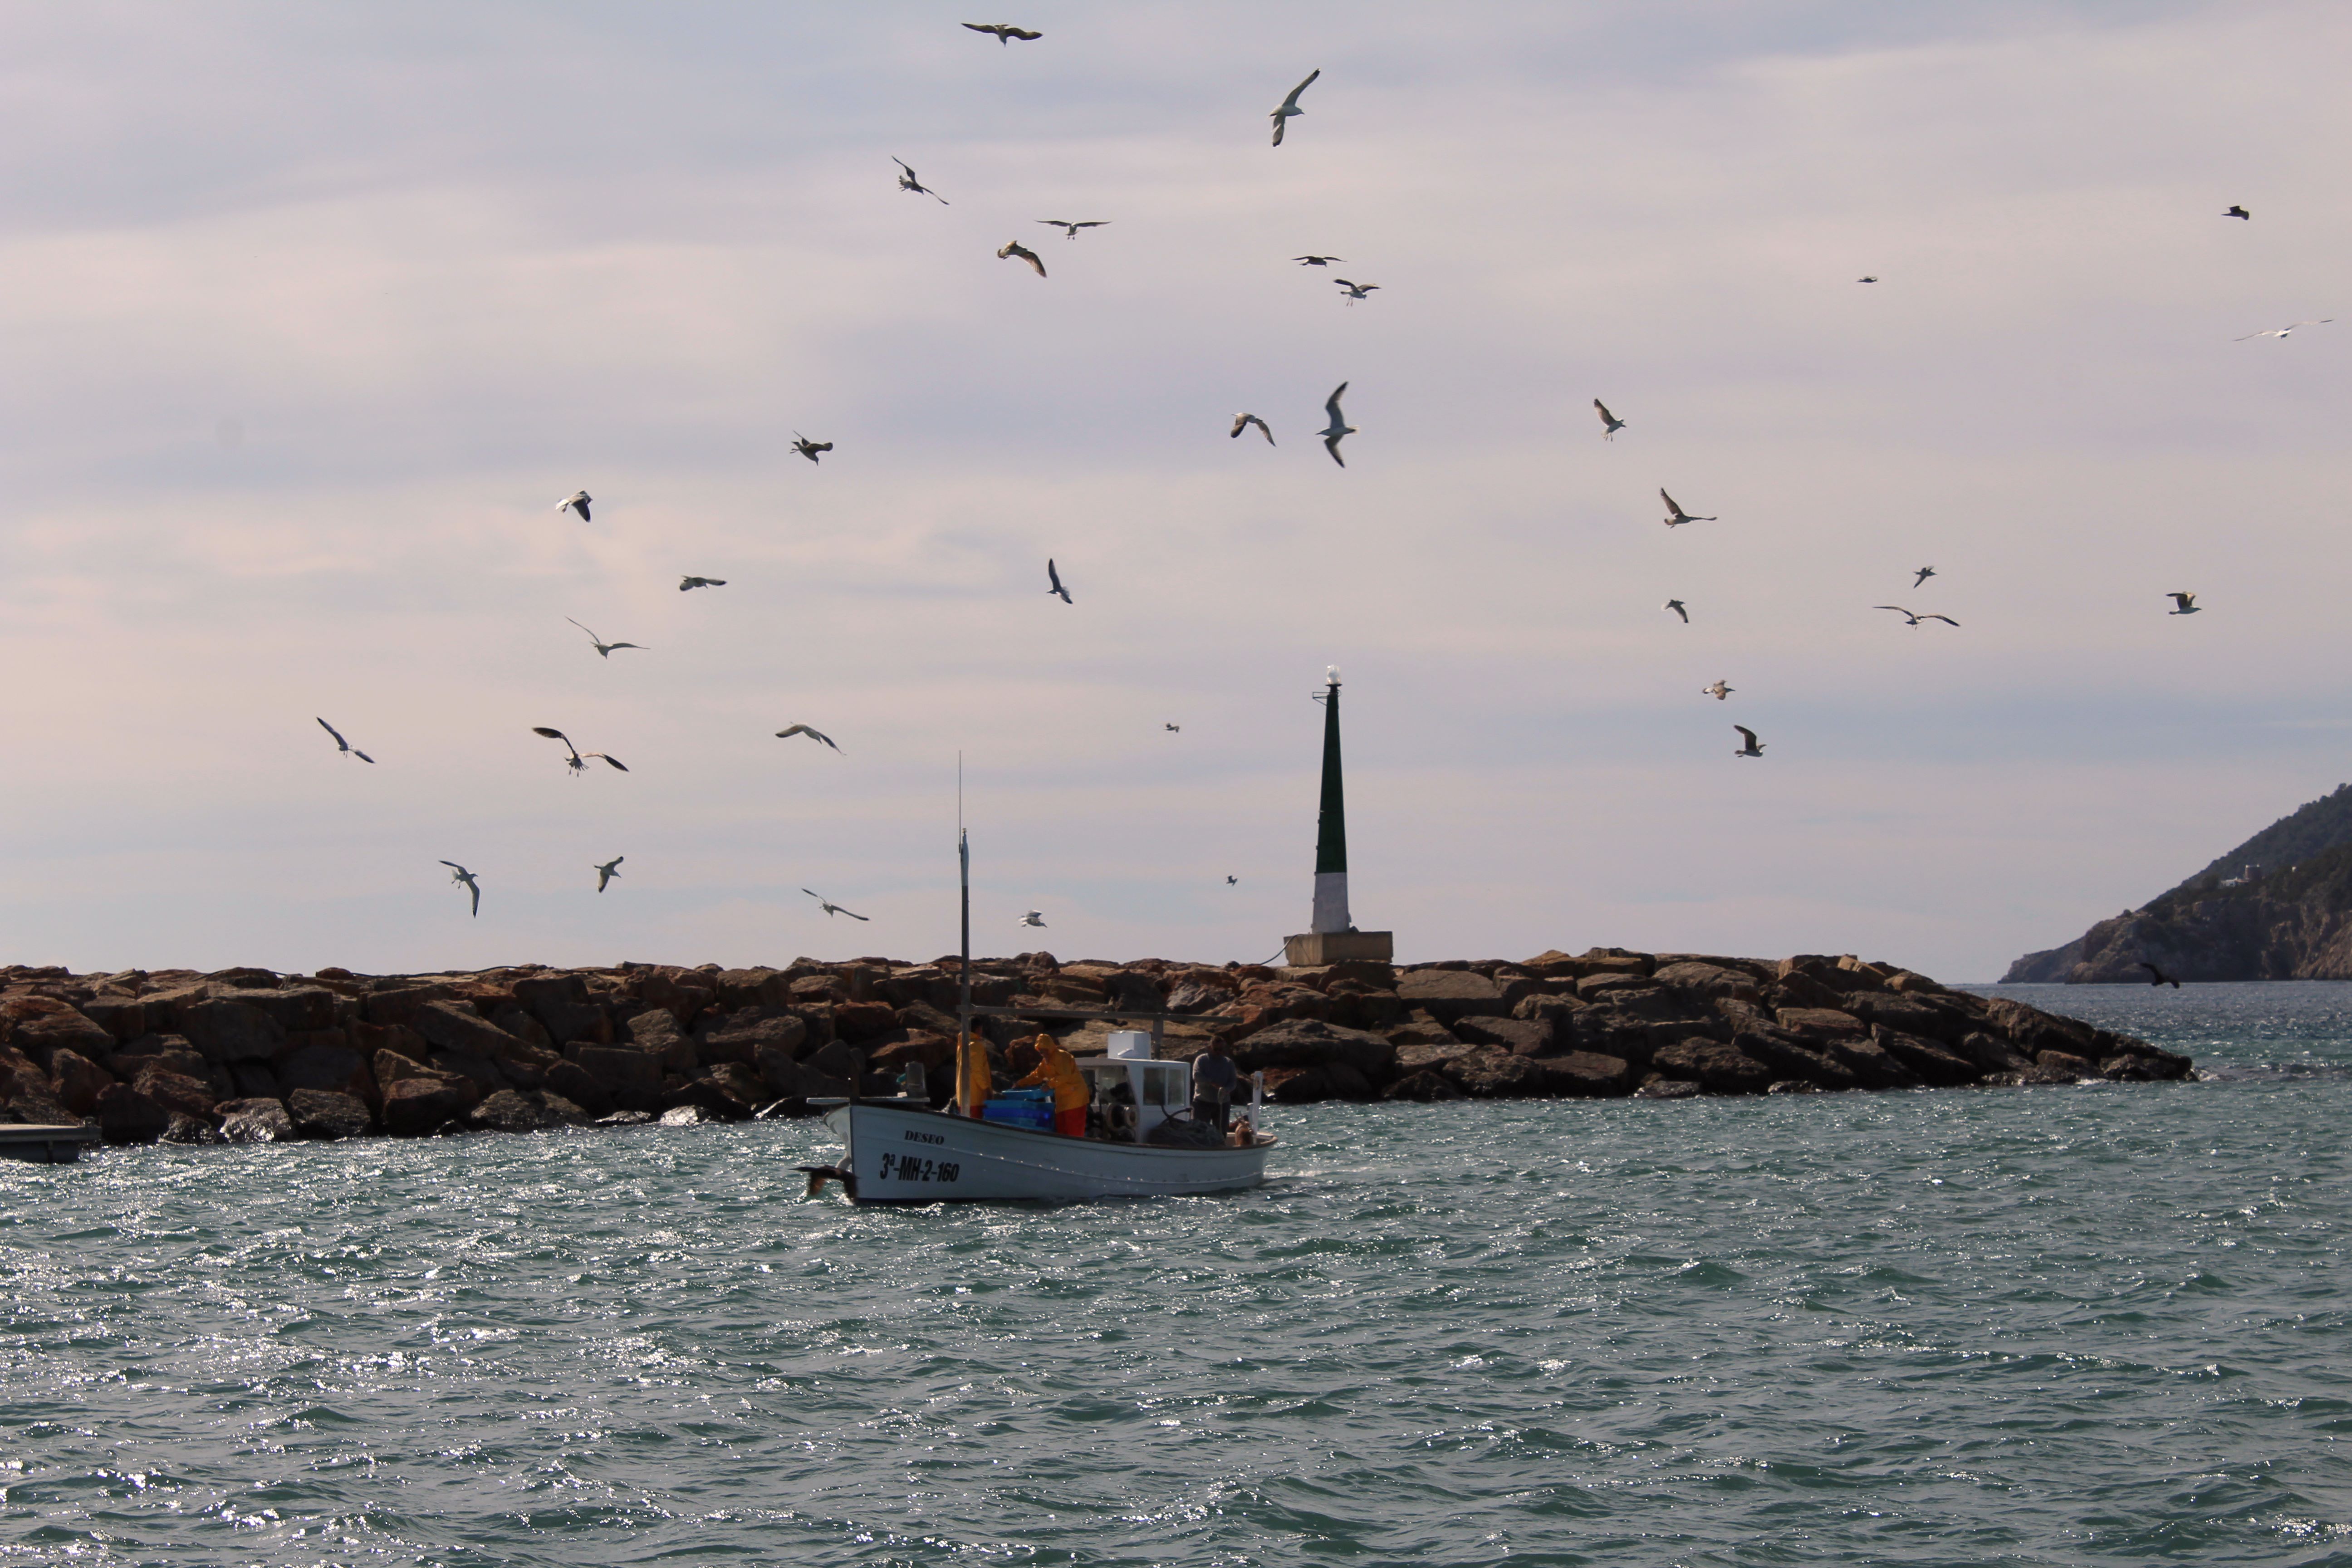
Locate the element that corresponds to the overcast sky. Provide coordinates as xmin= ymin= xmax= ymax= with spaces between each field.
xmin=1 ymin=1 xmax=2346 ymax=982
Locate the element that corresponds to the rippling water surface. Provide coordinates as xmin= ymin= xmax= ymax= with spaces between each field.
xmin=4 ymin=982 xmax=2349 ymax=1566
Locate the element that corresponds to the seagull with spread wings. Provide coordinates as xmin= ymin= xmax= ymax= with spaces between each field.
xmin=2237 ymin=319 xmax=2332 ymax=340
xmin=1319 ymin=382 xmax=1356 ymax=467
xmin=1661 ymin=490 xmax=1715 ymax=527
xmin=2225 ymin=205 xmax=2250 ymax=220
xmin=805 ymin=888 xmax=871 ymax=921
xmin=441 ymin=861 xmax=481 ymax=917
xmin=997 ymin=240 xmax=1047 ymax=278
xmin=1269 ymin=69 xmax=1319 ymax=146
xmin=2167 ymin=592 xmax=2200 ymax=615
xmin=1594 ymin=399 xmax=1626 ymax=441
xmin=1332 ymin=277 xmax=1378 ymax=303
xmin=775 ymin=724 xmax=840 ymax=752
xmin=594 ymin=856 xmax=623 ymax=893
xmin=1704 ymin=680 xmax=1733 ymax=701
xmin=679 ymin=575 xmax=726 ymax=591
xmin=963 ymin=22 xmax=1041 ymax=44
xmin=1038 ymin=219 xmax=1107 ymax=239
xmin=1913 ymin=566 xmax=1937 ymax=588
xmin=1047 ymin=559 xmax=1073 ymax=604
xmin=566 ymin=618 xmax=644 ymax=658
xmin=1294 ymin=254 xmax=1343 ymax=266
xmin=1874 ymin=606 xmax=1959 ymax=627
xmin=1734 ymin=725 xmax=1765 ymax=759
xmin=2139 ymin=960 xmax=2181 ymax=988
xmin=1664 ymin=599 xmax=1689 ymax=623
xmin=893 ymin=157 xmax=948 ymax=204
xmin=1230 ymin=412 xmax=1274 ymax=446
xmin=557 ymin=490 xmax=592 ymax=522
xmin=1017 ymin=909 xmax=1048 ymax=928
xmin=791 ymin=433 xmax=833 ymax=463
xmin=316 ymin=717 xmax=374 ymax=763
xmin=532 ymin=726 xmax=627 ymax=775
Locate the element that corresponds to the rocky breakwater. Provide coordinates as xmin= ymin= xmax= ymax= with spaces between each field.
xmin=0 ymin=949 xmax=2190 ymax=1145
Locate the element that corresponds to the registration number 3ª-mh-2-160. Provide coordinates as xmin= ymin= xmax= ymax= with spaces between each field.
xmin=877 ymin=1152 xmax=960 ymax=1184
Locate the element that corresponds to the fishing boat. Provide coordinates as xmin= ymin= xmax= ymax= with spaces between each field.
xmin=801 ymin=830 xmax=1277 ymax=1204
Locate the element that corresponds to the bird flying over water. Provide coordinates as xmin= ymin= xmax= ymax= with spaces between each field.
xmin=1047 ymin=559 xmax=1073 ymax=603
xmin=775 ymin=724 xmax=840 ymax=752
xmin=2167 ymin=592 xmax=2200 ymax=615
xmin=792 ymin=434 xmax=833 ymax=463
xmin=1734 ymin=725 xmax=1765 ymax=759
xmin=1664 ymin=599 xmax=1689 ymax=623
xmin=594 ymin=856 xmax=623 ymax=893
xmin=997 ymin=240 xmax=1047 ymax=278
xmin=1857 ymin=275 xmax=1878 ymax=283
xmin=558 ymin=490 xmax=592 ymax=522
xmin=2236 ymin=319 xmax=2331 ymax=340
xmin=1166 ymin=723 xmax=1180 ymax=732
xmin=1226 ymin=875 xmax=1238 ymax=886
xmin=566 ymin=618 xmax=643 ymax=658
xmin=1320 ymin=382 xmax=1355 ymax=467
xmin=1704 ymin=680 xmax=1733 ymax=701
xmin=315 ymin=717 xmax=374 ymax=763
xmin=963 ymin=22 xmax=1041 ymax=44
xmin=805 ymin=888 xmax=871 ymax=921
xmin=893 ymin=158 xmax=948 ymax=204
xmin=1269 ymin=69 xmax=1319 ymax=146
xmin=1038 ymin=219 xmax=1107 ymax=239
xmin=1231 ymin=412 xmax=1274 ymax=445
xmin=1913 ymin=566 xmax=1937 ymax=588
xmin=1017 ymin=909 xmax=1047 ymax=928
xmin=2138 ymin=960 xmax=2181 ymax=988
xmin=532 ymin=726 xmax=627 ymax=775
xmin=1294 ymin=255 xmax=1343 ymax=266
xmin=1332 ymin=278 xmax=1378 ymax=303
xmin=1661 ymin=490 xmax=1715 ymax=527
xmin=679 ymin=575 xmax=726 ymax=591
xmin=2225 ymin=205 xmax=2250 ymax=220
xmin=441 ymin=861 xmax=481 ymax=918
xmin=1594 ymin=400 xmax=1626 ymax=441
xmin=1874 ymin=606 xmax=1959 ymax=627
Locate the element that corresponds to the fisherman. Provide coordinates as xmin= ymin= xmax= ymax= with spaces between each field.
xmin=1013 ymin=1032 xmax=1092 ymax=1137
xmin=1191 ymin=1036 xmax=1240 ymax=1131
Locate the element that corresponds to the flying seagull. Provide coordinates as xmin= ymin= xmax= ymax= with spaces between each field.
xmin=1269 ymin=69 xmax=1319 ymax=146
xmin=1230 ymin=412 xmax=1274 ymax=446
xmin=893 ymin=158 xmax=948 ymax=204
xmin=1225 ymin=875 xmax=1238 ymax=886
xmin=2236 ymin=319 xmax=2331 ymax=340
xmin=1294 ymin=255 xmax=1344 ymax=266
xmin=1017 ymin=909 xmax=1047 ymax=928
xmin=2225 ymin=205 xmax=2250 ymax=220
xmin=1913 ymin=566 xmax=1937 ymax=588
xmin=1704 ymin=680 xmax=1733 ymax=701
xmin=1038 ymin=219 xmax=1107 ymax=239
xmin=1594 ymin=399 xmax=1626 ymax=441
xmin=1664 ymin=599 xmax=1689 ymax=623
xmin=679 ymin=575 xmax=726 ymax=591
xmin=1857 ymin=275 xmax=1879 ymax=283
xmin=440 ymin=861 xmax=481 ymax=918
xmin=791 ymin=433 xmax=833 ymax=463
xmin=804 ymin=888 xmax=871 ymax=921
xmin=1047 ymin=559 xmax=1073 ymax=603
xmin=531 ymin=726 xmax=628 ymax=775
xmin=1165 ymin=723 xmax=1180 ymax=732
xmin=315 ymin=717 xmax=374 ymax=763
xmin=1874 ymin=606 xmax=1959 ymax=627
xmin=1332 ymin=278 xmax=1379 ymax=303
xmin=558 ymin=490 xmax=592 ymax=522
xmin=963 ymin=22 xmax=1041 ymax=44
xmin=2138 ymin=960 xmax=2181 ymax=988
xmin=997 ymin=240 xmax=1047 ymax=278
xmin=566 ymin=618 xmax=644 ymax=658
xmin=1319 ymin=382 xmax=1356 ymax=467
xmin=2167 ymin=592 xmax=2200 ymax=615
xmin=594 ymin=856 xmax=623 ymax=893
xmin=774 ymin=724 xmax=840 ymax=752
xmin=1734 ymin=725 xmax=1765 ymax=759
xmin=1661 ymin=490 xmax=1715 ymax=527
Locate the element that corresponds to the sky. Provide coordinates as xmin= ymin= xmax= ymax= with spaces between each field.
xmin=1 ymin=1 xmax=2347 ymax=982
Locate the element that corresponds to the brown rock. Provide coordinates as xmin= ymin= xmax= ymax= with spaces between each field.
xmin=1381 ymin=1069 xmax=1465 ymax=1101
xmin=1529 ymin=1051 xmax=1633 ymax=1096
xmin=353 ymin=1020 xmax=429 ymax=1063
xmin=1450 ymin=1015 xmax=1558 ymax=1058
xmin=78 ymin=993 xmax=149 ymax=1042
xmin=216 ymin=1098 xmax=294 ymax=1142
xmin=1446 ymin=1047 xmax=1548 ymax=1098
xmin=1394 ymin=1039 xmax=1477 ymax=1073
xmin=512 ymin=975 xmax=611 ymax=1046
xmin=1651 ymin=961 xmax=1762 ymax=1002
xmin=95 ymin=1083 xmax=172 ymax=1142
xmin=544 ymin=1059 xmax=613 ymax=1115
xmin=288 ymin=1088 xmax=373 ymax=1139
xmin=408 ymin=1000 xmax=528 ymax=1061
xmin=831 ymin=1000 xmax=899 ymax=1043
xmin=161 ymin=1112 xmax=221 ymax=1144
xmin=11 ymin=1004 xmax=119 ymax=1067
xmin=2034 ymin=1050 xmax=2097 ymax=1081
xmin=1651 ymin=1037 xmax=1774 ymax=1095
xmin=381 ymin=1075 xmax=476 ymax=1135
xmin=1396 ymin=968 xmax=1520 ymax=1022
xmin=1229 ymin=1018 xmax=1397 ymax=1082
xmin=132 ymin=1065 xmax=217 ymax=1121
xmin=1774 ymin=1007 xmax=1867 ymax=1039
xmin=279 ymin=1044 xmax=377 ymax=1111
xmin=569 ymin=1045 xmax=664 ymax=1110
xmin=173 ymin=996 xmax=287 ymax=1063
xmin=48 ymin=1049 xmax=115 ymax=1117
xmin=1873 ymin=1029 xmax=1980 ymax=1087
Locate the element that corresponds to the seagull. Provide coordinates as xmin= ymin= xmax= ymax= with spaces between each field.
xmin=679 ymin=575 xmax=726 ymax=591
xmin=315 ymin=717 xmax=374 ymax=763
xmin=594 ymin=856 xmax=623 ymax=893
xmin=2236 ymin=319 xmax=2331 ymax=340
xmin=1703 ymin=680 xmax=1733 ymax=701
xmin=791 ymin=433 xmax=833 ymax=463
xmin=1165 ymin=723 xmax=1180 ymax=732
xmin=893 ymin=158 xmax=948 ymax=204
xmin=1734 ymin=725 xmax=1765 ymax=759
xmin=1230 ymin=412 xmax=1275 ymax=446
xmin=804 ymin=888 xmax=871 ymax=921
xmin=997 ymin=240 xmax=1047 ymax=278
xmin=1594 ymin=399 xmax=1626 ymax=441
xmin=1225 ymin=876 xmax=1238 ymax=886
xmin=558 ymin=490 xmax=592 ymax=522
xmin=440 ymin=861 xmax=481 ymax=918
xmin=1047 ymin=559 xmax=1072 ymax=603
xmin=1857 ymin=276 xmax=1878 ymax=283
xmin=1038 ymin=219 xmax=1107 ymax=239
xmin=1319 ymin=382 xmax=1356 ymax=467
xmin=774 ymin=724 xmax=841 ymax=752
xmin=1874 ymin=606 xmax=1959 ymax=627
xmin=1017 ymin=910 xmax=1047 ymax=928
xmin=1294 ymin=255 xmax=1344 ymax=266
xmin=2167 ymin=592 xmax=2200 ymax=615
xmin=2225 ymin=205 xmax=2250 ymax=220
xmin=1661 ymin=490 xmax=1715 ymax=527
xmin=1269 ymin=69 xmax=1319 ymax=146
xmin=531 ymin=726 xmax=628 ymax=775
xmin=963 ymin=22 xmax=1041 ymax=44
xmin=1664 ymin=599 xmax=1688 ymax=623
xmin=1913 ymin=566 xmax=1937 ymax=588
xmin=566 ymin=618 xmax=644 ymax=658
xmin=2138 ymin=960 xmax=2181 ymax=988
xmin=1332 ymin=278 xmax=1379 ymax=303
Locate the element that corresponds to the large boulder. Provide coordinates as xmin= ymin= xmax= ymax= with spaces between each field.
xmin=95 ymin=1083 xmax=172 ymax=1143
xmin=1651 ymin=1038 xmax=1774 ymax=1095
xmin=1446 ymin=1048 xmax=1549 ymax=1098
xmin=1844 ymin=994 xmax=1973 ymax=1044
xmin=1230 ymin=1018 xmax=1397 ymax=1083
xmin=1872 ymin=1030 xmax=1980 ymax=1086
xmin=1529 ymin=1051 xmax=1633 ymax=1096
xmin=380 ymin=1075 xmax=476 ymax=1135
xmin=627 ymin=1009 xmax=698 ymax=1073
xmin=1651 ymin=961 xmax=1762 ymax=1002
xmin=175 ymin=997 xmax=286 ymax=1062
xmin=217 ymin=1097 xmax=295 ymax=1143
xmin=47 ymin=1049 xmax=115 ymax=1117
xmin=132 ymin=1064 xmax=218 ymax=1121
xmin=9 ymin=1003 xmax=119 ymax=1068
xmin=467 ymin=1088 xmax=587 ymax=1133
xmin=278 ymin=1044 xmax=377 ymax=1111
xmin=409 ymin=1000 xmax=529 ymax=1061
xmin=699 ymin=1010 xmax=807 ymax=1067
xmin=569 ymin=1045 xmax=662 ymax=1107
xmin=288 ymin=1088 xmax=374 ymax=1139
xmin=512 ymin=975 xmax=610 ymax=1046
xmin=77 ymin=993 xmax=148 ymax=1043
xmin=543 ymin=1059 xmax=613 ymax=1115
xmin=1396 ymin=968 xmax=1519 ymax=1023
xmin=1450 ymin=1015 xmax=1558 ymax=1058
xmin=1381 ymin=1069 xmax=1465 ymax=1102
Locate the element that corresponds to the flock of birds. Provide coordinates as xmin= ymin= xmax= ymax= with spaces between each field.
xmin=302 ymin=27 xmax=2313 ymax=920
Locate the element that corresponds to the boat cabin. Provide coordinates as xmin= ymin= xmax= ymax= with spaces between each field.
xmin=1076 ymin=1054 xmax=1191 ymax=1140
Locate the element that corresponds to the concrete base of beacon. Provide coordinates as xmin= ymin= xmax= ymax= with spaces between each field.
xmin=1282 ymin=931 xmax=1395 ymax=965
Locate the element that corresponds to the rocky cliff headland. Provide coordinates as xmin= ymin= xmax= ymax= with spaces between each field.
xmin=0 ymin=949 xmax=2190 ymax=1145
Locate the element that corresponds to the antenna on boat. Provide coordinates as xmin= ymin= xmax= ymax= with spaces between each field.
xmin=956 ymin=753 xmax=980 ymax=1117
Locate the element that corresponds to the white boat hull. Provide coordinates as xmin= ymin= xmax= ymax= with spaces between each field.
xmin=819 ymin=1102 xmax=1272 ymax=1202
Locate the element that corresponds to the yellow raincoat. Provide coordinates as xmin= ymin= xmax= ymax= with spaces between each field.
xmin=1014 ymin=1034 xmax=1091 ymax=1115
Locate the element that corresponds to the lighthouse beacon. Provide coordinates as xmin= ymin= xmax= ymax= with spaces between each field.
xmin=1282 ymin=667 xmax=1395 ymax=966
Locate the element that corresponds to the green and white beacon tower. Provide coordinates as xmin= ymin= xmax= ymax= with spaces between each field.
xmin=1283 ymin=666 xmax=1395 ymax=967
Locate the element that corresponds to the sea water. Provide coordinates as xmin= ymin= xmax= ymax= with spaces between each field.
xmin=1 ymin=982 xmax=2347 ymax=1566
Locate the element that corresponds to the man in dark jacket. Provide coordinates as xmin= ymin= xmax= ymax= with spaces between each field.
xmin=1191 ymin=1038 xmax=1240 ymax=1130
